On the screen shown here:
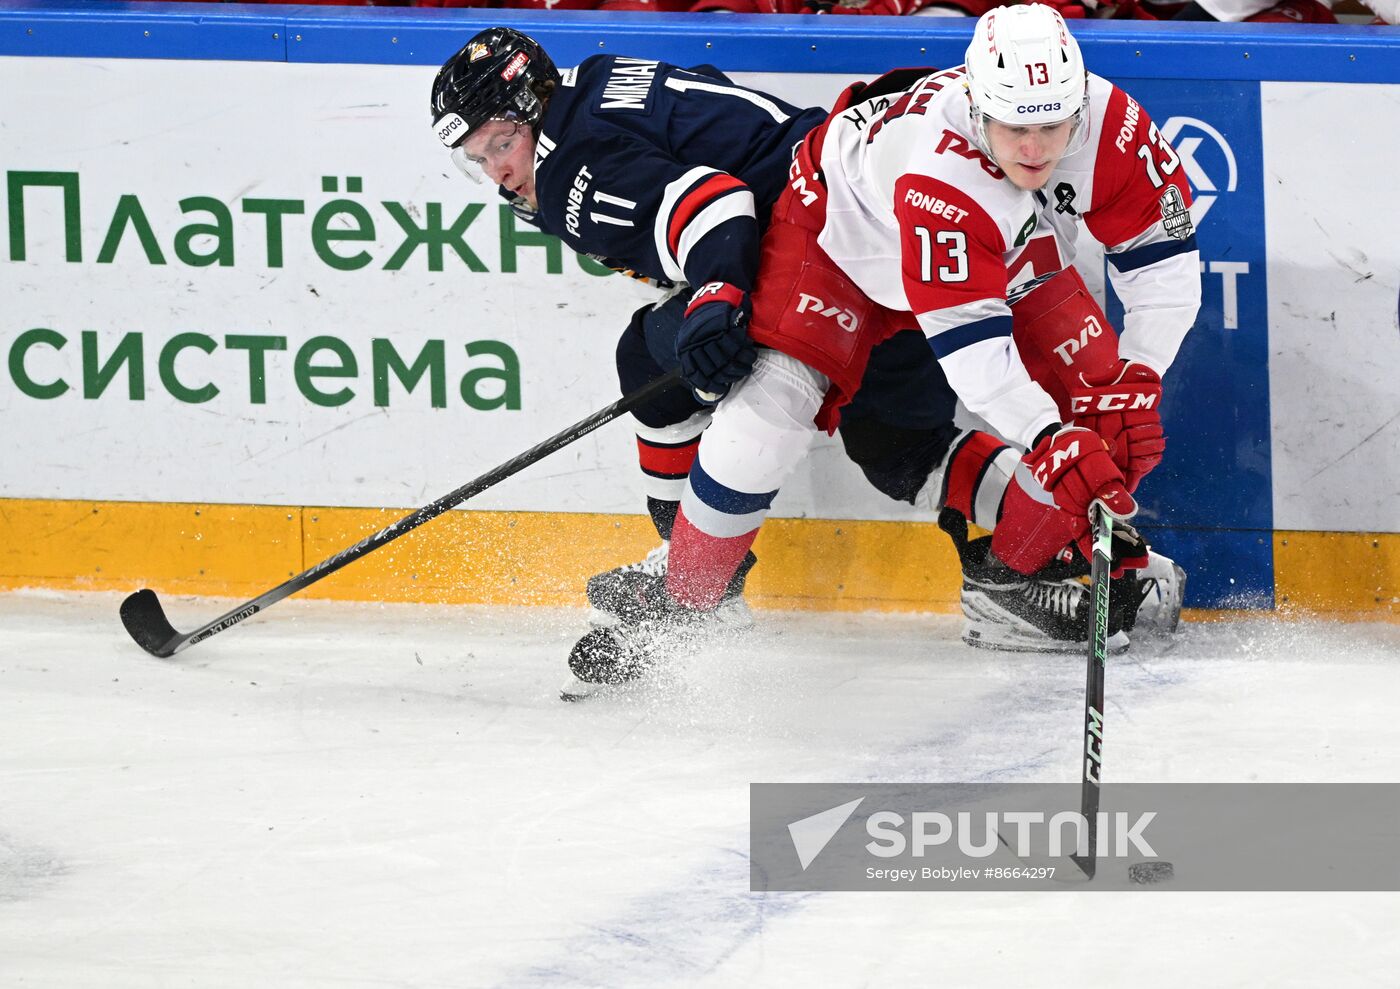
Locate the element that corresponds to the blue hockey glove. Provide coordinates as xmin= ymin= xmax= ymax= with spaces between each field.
xmin=676 ymin=282 xmax=758 ymax=404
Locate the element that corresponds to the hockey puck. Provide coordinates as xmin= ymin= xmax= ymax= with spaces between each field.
xmin=1128 ymin=860 xmax=1174 ymax=885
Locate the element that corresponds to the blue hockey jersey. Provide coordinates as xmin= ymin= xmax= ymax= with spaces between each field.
xmin=508 ymin=56 xmax=827 ymax=292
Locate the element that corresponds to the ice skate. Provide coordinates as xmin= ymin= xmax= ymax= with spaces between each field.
xmin=585 ymin=542 xmax=757 ymax=629
xmin=560 ymin=625 xmax=659 ymax=701
xmin=960 ymin=581 xmax=1132 ymax=655
xmin=958 ymin=538 xmax=1187 ymax=653
xmin=559 ymin=610 xmax=706 ymax=701
xmin=960 ymin=553 xmax=1133 ymax=654
xmin=1123 ymin=550 xmax=1187 ymax=636
xmin=937 ymin=507 xmax=1124 ymax=654
xmin=563 ymin=567 xmax=749 ymax=701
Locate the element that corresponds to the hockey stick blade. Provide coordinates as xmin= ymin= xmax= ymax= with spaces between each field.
xmin=1070 ymin=850 xmax=1097 ymax=880
xmin=121 ymin=588 xmax=261 ymax=658
xmin=119 ymin=589 xmax=184 ymax=658
xmin=117 ymin=370 xmax=683 ymax=657
xmin=995 ymin=829 xmax=1093 ymax=884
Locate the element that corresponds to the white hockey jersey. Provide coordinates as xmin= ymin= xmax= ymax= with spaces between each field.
xmin=816 ymin=66 xmax=1201 ymax=449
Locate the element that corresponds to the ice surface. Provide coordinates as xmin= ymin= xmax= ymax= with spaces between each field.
xmin=1 ymin=590 xmax=1398 ymax=987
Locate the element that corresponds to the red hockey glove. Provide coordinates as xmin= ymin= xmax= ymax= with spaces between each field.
xmin=1068 ymin=360 xmax=1165 ymax=492
xmin=678 ymin=282 xmax=758 ymax=404
xmin=1027 ymin=425 xmax=1138 ymax=523
xmin=992 ymin=426 xmax=1136 ymax=576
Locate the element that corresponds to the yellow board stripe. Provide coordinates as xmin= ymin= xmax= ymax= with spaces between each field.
xmin=1274 ymin=531 xmax=1399 ymax=617
xmin=2 ymin=498 xmax=1395 ymax=618
xmin=0 ymin=497 xmax=963 ymax=612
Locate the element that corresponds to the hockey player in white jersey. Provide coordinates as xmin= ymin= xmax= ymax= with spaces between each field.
xmin=574 ymin=3 xmax=1192 ymax=680
xmin=800 ymin=1 xmax=1199 ymax=650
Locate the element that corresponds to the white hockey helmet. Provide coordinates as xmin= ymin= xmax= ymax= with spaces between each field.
xmin=965 ymin=4 xmax=1090 ymax=157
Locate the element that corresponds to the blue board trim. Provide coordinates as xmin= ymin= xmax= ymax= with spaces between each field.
xmin=2 ymin=3 xmax=1399 ymax=83
xmin=0 ymin=2 xmax=285 ymax=61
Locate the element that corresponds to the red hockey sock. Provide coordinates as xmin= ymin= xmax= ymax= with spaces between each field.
xmin=940 ymin=430 xmax=1015 ymax=530
xmin=666 ymin=506 xmax=759 ymax=610
xmin=637 ymin=434 xmax=701 ymax=503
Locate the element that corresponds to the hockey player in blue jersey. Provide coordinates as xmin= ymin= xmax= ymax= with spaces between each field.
xmin=430 ymin=28 xmax=824 ymax=628
xmin=428 ymin=28 xmax=1183 ymax=691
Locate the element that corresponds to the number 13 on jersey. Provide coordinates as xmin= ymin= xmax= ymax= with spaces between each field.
xmin=914 ymin=226 xmax=969 ymax=283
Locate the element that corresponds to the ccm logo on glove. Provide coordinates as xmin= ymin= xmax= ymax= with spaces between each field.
xmin=1026 ymin=425 xmax=1138 ymax=522
xmin=1034 ymin=437 xmax=1086 ymax=488
xmin=1070 ymin=390 xmax=1158 ymax=414
xmin=1067 ymin=360 xmax=1166 ymax=491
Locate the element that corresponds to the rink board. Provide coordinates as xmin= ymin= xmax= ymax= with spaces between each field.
xmin=0 ymin=497 xmax=969 ymax=613
xmin=5 ymin=497 xmax=1395 ymax=617
xmin=1 ymin=5 xmax=1398 ymax=613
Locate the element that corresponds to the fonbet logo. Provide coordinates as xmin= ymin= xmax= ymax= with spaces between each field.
xmin=1158 ymin=116 xmax=1238 ymax=227
xmin=500 ymin=51 xmax=530 ymax=82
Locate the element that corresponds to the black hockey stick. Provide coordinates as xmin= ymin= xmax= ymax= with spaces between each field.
xmin=120 ymin=369 xmax=685 ymax=658
xmin=1069 ymin=501 xmax=1113 ymax=879
xmin=994 ymin=502 xmax=1114 ymax=882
